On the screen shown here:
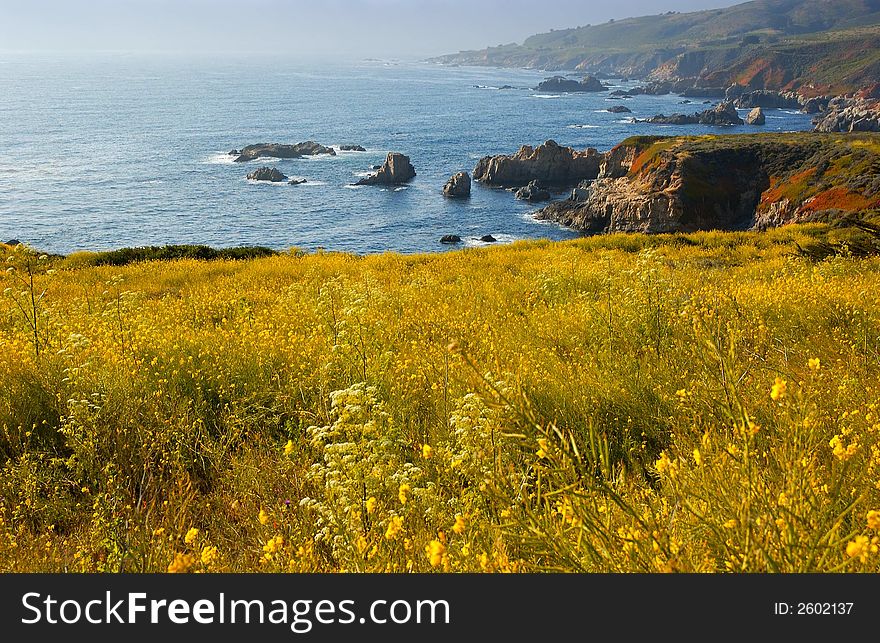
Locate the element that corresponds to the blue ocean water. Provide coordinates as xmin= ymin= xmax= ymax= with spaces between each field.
xmin=0 ymin=54 xmax=815 ymax=255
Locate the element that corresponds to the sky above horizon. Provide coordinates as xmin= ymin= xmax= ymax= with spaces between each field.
xmin=0 ymin=0 xmax=742 ymax=58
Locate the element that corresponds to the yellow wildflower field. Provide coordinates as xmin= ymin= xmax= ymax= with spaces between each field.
xmin=1 ymin=226 xmax=879 ymax=573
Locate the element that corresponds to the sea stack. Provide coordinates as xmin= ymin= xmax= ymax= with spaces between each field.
xmin=443 ymin=172 xmax=471 ymax=198
xmin=355 ymin=153 xmax=416 ymax=185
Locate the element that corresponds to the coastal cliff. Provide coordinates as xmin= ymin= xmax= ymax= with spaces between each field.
xmin=535 ymin=133 xmax=880 ymax=233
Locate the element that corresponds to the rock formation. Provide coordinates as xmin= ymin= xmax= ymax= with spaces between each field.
xmin=288 ymin=178 xmax=307 ymax=185
xmin=746 ymin=107 xmax=766 ymax=125
xmin=473 ymin=140 xmax=601 ymax=188
xmin=813 ymin=97 xmax=880 ymax=132
xmin=480 ymin=235 xmax=497 ymax=243
xmin=534 ymin=75 xmax=606 ymax=93
xmin=607 ymin=105 xmax=632 ymax=114
xmin=643 ymin=102 xmax=743 ymax=126
xmin=534 ymin=132 xmax=880 ymax=234
xmin=734 ymin=90 xmax=802 ymax=109
xmin=340 ymin=145 xmax=367 ymax=152
xmin=247 ymin=167 xmax=288 ymax=182
xmin=443 ymin=172 xmax=471 ymax=198
xmin=513 ymin=180 xmax=551 ymax=202
xmin=440 ymin=235 xmax=462 ymax=244
xmin=355 ymin=153 xmax=416 ymax=185
xmin=234 ymin=142 xmax=336 ymax=162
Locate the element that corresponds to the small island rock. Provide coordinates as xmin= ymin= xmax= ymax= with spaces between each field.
xmin=355 ymin=153 xmax=416 ymax=185
xmin=443 ymin=171 xmax=471 ymax=198
xmin=440 ymin=235 xmax=462 ymax=244
xmin=746 ymin=107 xmax=766 ymax=125
xmin=247 ymin=167 xmax=288 ymax=182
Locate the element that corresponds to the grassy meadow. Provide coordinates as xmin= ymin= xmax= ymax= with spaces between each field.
xmin=2 ymin=225 xmax=880 ymax=573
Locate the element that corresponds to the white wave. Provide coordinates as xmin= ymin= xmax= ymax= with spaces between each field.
xmin=782 ymin=110 xmax=803 ymax=115
xmin=393 ymin=186 xmax=408 ymax=192
xmin=474 ymin=85 xmax=500 ymax=90
xmin=463 ymin=233 xmax=517 ymax=248
xmin=568 ymin=124 xmax=601 ymax=129
xmin=204 ymin=152 xmax=237 ymax=165
xmin=353 ymin=170 xmax=375 ymax=178
xmin=343 ymin=184 xmax=364 ymax=190
xmin=532 ymin=94 xmax=563 ymax=99
xmin=246 ymin=179 xmax=290 ymax=187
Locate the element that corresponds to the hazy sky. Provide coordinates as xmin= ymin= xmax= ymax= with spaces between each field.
xmin=0 ymin=0 xmax=741 ymax=58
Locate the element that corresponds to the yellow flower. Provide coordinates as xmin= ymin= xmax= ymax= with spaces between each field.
xmin=452 ymin=514 xmax=466 ymax=535
xmin=770 ymin=377 xmax=787 ymax=401
xmin=426 ymin=540 xmax=446 ymax=568
xmin=536 ymin=438 xmax=548 ymax=459
xmin=184 ymin=527 xmax=199 ymax=545
xmin=867 ymin=510 xmax=880 ymax=531
xmin=167 ymin=552 xmax=195 ymax=573
xmin=200 ymin=546 xmax=220 ymax=567
xmin=398 ymin=484 xmax=411 ymax=505
xmin=356 ymin=536 xmax=368 ymax=554
xmin=384 ymin=515 xmax=403 ymax=540
xmin=365 ymin=496 xmax=377 ymax=514
xmin=422 ymin=444 xmax=433 ymax=459
xmin=692 ymin=448 xmax=702 ymax=466
xmin=283 ymin=439 xmax=294 ymax=455
xmin=152 ymin=527 xmax=165 ymax=538
xmin=263 ymin=535 xmax=284 ymax=554
xmin=259 ymin=509 xmax=269 ymax=525
xmin=808 ymin=358 xmax=821 ymax=371
xmin=723 ymin=519 xmax=738 ymax=529
xmin=846 ymin=535 xmax=872 ymax=563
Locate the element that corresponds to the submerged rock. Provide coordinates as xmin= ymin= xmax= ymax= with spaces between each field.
xmin=534 ymin=75 xmax=606 ymax=93
xmin=355 ymin=153 xmax=416 ymax=185
xmin=443 ymin=171 xmax=471 ymax=198
xmin=288 ymin=178 xmax=308 ymax=185
xmin=247 ymin=167 xmax=288 ymax=182
xmin=746 ymin=107 xmax=766 ymax=125
xmin=607 ymin=105 xmax=632 ymax=114
xmin=235 ymin=142 xmax=336 ymax=162
xmin=514 ymin=180 xmax=551 ymax=202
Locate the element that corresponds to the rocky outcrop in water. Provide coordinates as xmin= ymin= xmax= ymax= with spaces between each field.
xmin=480 ymin=235 xmax=497 ymax=243
xmin=473 ymin=140 xmax=601 ymax=188
xmin=513 ymin=180 xmax=551 ymax=202
xmin=340 ymin=145 xmax=367 ymax=152
xmin=534 ymin=75 xmax=606 ymax=93
xmin=746 ymin=107 xmax=766 ymax=125
xmin=643 ymin=102 xmax=744 ymax=126
xmin=734 ymin=90 xmax=802 ymax=109
xmin=443 ymin=172 xmax=471 ymax=198
xmin=813 ymin=97 xmax=880 ymax=132
xmin=235 ymin=142 xmax=336 ymax=162
xmin=355 ymin=153 xmax=416 ymax=185
xmin=607 ymin=105 xmax=632 ymax=114
xmin=247 ymin=167 xmax=288 ymax=182
xmin=288 ymin=178 xmax=307 ymax=185
xmin=440 ymin=235 xmax=461 ymax=244
xmin=534 ymin=132 xmax=880 ymax=234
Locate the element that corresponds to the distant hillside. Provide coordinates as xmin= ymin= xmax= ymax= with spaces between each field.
xmin=431 ymin=0 xmax=880 ymax=94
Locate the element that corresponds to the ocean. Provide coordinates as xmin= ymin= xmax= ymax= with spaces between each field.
xmin=0 ymin=54 xmax=815 ymax=255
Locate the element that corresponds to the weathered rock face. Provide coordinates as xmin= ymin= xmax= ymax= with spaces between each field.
xmin=746 ymin=107 xmax=766 ymax=125
xmin=681 ymin=86 xmax=726 ymax=98
xmin=535 ymin=133 xmax=880 ymax=234
xmin=473 ymin=140 xmax=601 ymax=188
xmin=802 ymin=96 xmax=832 ymax=114
xmin=813 ymin=97 xmax=880 ymax=132
xmin=607 ymin=105 xmax=632 ymax=114
xmin=443 ymin=171 xmax=471 ymax=198
xmin=513 ymin=180 xmax=551 ymax=202
xmin=644 ymin=102 xmax=744 ymax=126
xmin=340 ymin=145 xmax=367 ymax=152
xmin=247 ymin=167 xmax=288 ymax=182
xmin=734 ymin=90 xmax=802 ymax=109
xmin=534 ymin=75 xmax=606 ymax=92
xmin=355 ymin=153 xmax=416 ymax=185
xmin=235 ymin=142 xmax=336 ymax=162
